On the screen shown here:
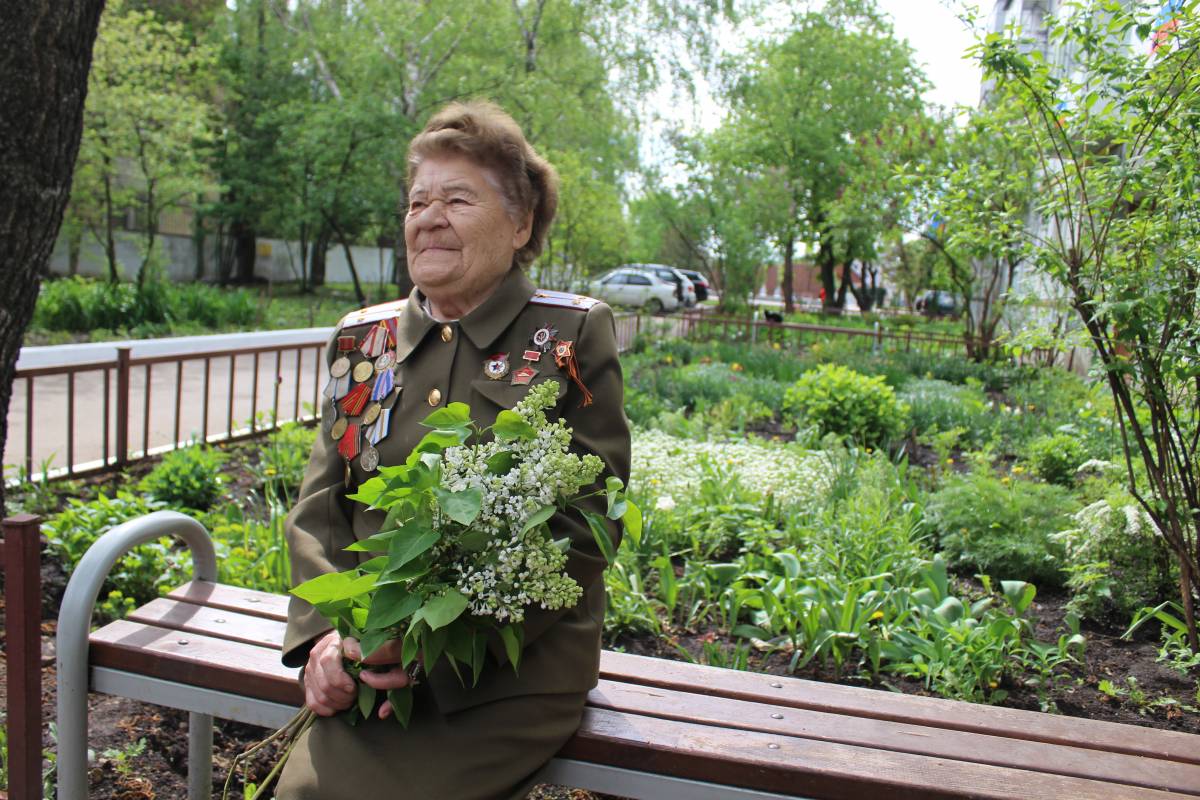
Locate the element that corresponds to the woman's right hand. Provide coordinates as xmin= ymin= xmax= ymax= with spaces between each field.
xmin=303 ymin=630 xmax=357 ymax=716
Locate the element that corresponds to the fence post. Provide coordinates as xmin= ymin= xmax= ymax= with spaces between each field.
xmin=115 ymin=346 xmax=131 ymax=467
xmin=3 ymin=513 xmax=43 ymax=800
xmin=873 ymin=321 xmax=881 ymax=356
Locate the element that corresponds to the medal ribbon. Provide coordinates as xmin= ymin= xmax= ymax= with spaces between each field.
xmin=366 ymin=407 xmax=392 ymax=445
xmin=553 ymin=341 xmax=593 ymax=407
xmin=371 ymin=368 xmax=394 ymax=401
xmin=337 ymin=423 xmax=361 ymax=459
xmin=360 ymin=323 xmax=387 ymax=357
xmin=324 ymin=374 xmax=352 ymax=401
xmin=340 ymin=382 xmax=371 ymax=415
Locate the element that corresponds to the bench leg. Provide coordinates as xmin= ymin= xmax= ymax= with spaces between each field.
xmin=189 ymin=711 xmax=214 ymax=800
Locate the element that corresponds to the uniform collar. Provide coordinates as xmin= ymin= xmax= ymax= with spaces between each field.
xmin=395 ymin=268 xmax=535 ymax=362
xmin=460 ymin=268 xmax=536 ymax=350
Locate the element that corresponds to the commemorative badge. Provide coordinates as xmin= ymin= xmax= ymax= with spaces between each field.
xmin=511 ymin=365 xmax=538 ymax=386
xmin=351 ymin=360 xmax=375 ymax=384
xmin=362 ymin=401 xmax=382 ymax=426
xmin=374 ymin=351 xmax=396 ymax=373
xmin=330 ymin=356 xmax=351 ymax=379
xmin=337 ymin=336 xmax=357 ymax=353
xmin=553 ymin=340 xmax=593 ymax=407
xmin=330 ymin=416 xmax=349 ymax=441
xmin=521 ymin=349 xmax=542 ymax=363
xmin=529 ymin=324 xmax=558 ymax=352
xmin=484 ymin=353 xmax=510 ymax=380
xmin=360 ymin=444 xmax=380 ymax=472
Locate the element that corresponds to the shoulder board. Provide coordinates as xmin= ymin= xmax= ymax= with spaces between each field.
xmin=529 ymin=289 xmax=599 ymax=311
xmin=338 ymin=298 xmax=407 ymax=329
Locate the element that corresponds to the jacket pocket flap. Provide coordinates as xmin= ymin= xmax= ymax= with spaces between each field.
xmin=470 ymin=373 xmax=569 ymax=412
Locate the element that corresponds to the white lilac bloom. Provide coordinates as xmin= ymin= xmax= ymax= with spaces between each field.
xmin=439 ymin=381 xmax=601 ymax=624
xmin=630 ymin=428 xmax=829 ymax=510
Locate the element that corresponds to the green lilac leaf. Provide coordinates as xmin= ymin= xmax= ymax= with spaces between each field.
xmin=520 ymin=505 xmax=556 ymax=535
xmin=492 ymin=410 xmax=536 ymax=442
xmin=433 ymin=486 xmax=483 ymax=526
xmin=365 ymin=584 xmax=423 ymax=629
xmin=422 ymin=589 xmax=470 ymax=630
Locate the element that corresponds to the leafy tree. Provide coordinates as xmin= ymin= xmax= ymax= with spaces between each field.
xmin=537 ymin=149 xmax=628 ymax=290
xmin=979 ymin=0 xmax=1200 ymax=647
xmin=0 ymin=0 xmax=106 ymax=516
xmin=68 ymin=0 xmax=218 ymax=284
xmin=722 ymin=0 xmax=927 ymax=313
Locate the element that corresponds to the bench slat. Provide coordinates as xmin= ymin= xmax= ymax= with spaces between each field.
xmin=588 ymin=679 xmax=1200 ymax=795
xmin=126 ymin=598 xmax=287 ymax=648
xmin=166 ymin=581 xmax=289 ymax=621
xmin=89 ymin=620 xmax=301 ymax=706
xmin=598 ymin=650 xmax=1200 ymax=765
xmin=563 ymin=707 xmax=1183 ymax=800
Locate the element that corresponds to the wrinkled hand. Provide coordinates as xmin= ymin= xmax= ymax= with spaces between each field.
xmin=304 ymin=633 xmax=413 ymax=719
xmin=342 ymin=637 xmax=412 ymax=720
xmin=303 ymin=630 xmax=356 ymax=717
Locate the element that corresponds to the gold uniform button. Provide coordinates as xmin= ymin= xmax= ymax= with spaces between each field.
xmin=427 ymin=388 xmax=442 ymax=406
xmin=440 ymin=325 xmax=454 ymax=343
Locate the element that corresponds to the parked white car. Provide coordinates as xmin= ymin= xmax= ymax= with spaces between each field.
xmin=586 ymin=268 xmax=681 ymax=313
xmin=624 ymin=263 xmax=697 ymax=307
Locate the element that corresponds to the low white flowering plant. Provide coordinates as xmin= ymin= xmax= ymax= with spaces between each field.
xmin=288 ymin=380 xmax=640 ymax=728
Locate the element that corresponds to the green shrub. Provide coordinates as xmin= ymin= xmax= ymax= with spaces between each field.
xmin=139 ymin=445 xmax=228 ymax=511
xmin=32 ymin=276 xmax=260 ymax=334
xmin=1053 ymin=496 xmax=1177 ymax=624
xmin=1024 ymin=433 xmax=1087 ymax=486
xmin=259 ymin=422 xmax=317 ymax=497
xmin=927 ymin=473 xmax=1077 ymax=588
xmin=42 ymin=492 xmax=183 ymax=618
xmin=783 ymin=364 xmax=909 ymax=448
xmin=899 ymin=378 xmax=996 ymax=447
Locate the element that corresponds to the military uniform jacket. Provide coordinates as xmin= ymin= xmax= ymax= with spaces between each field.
xmin=283 ymin=267 xmax=631 ymax=714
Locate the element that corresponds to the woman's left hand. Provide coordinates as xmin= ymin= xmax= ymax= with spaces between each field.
xmin=342 ymin=637 xmax=412 ymax=720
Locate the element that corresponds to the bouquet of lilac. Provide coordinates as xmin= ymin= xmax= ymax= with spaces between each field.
xmin=292 ymin=380 xmax=638 ymax=725
xmin=226 ymin=381 xmax=638 ymax=798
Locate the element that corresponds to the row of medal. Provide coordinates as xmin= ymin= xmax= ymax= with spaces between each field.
xmin=483 ymin=322 xmax=593 ymax=407
xmin=323 ymin=321 xmax=399 ymax=476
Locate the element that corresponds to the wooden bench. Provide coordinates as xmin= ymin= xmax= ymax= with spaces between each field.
xmin=56 ymin=512 xmax=1200 ymax=800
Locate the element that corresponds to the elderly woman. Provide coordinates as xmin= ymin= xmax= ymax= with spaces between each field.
xmin=276 ymin=101 xmax=630 ymax=799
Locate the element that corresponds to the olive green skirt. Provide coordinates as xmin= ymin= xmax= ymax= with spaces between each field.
xmin=275 ymin=683 xmax=587 ymax=800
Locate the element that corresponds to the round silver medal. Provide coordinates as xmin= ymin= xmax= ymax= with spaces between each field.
xmin=360 ymin=445 xmax=380 ymax=472
xmin=330 ymin=356 xmax=351 ymax=379
xmin=374 ymin=351 xmax=395 ymax=372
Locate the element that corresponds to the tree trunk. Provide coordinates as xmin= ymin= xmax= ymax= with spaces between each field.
xmin=817 ymin=238 xmax=839 ymax=313
xmin=193 ymin=200 xmax=207 ymax=281
xmin=233 ymin=218 xmax=256 ymax=284
xmin=781 ymin=234 xmax=795 ymax=314
xmin=0 ymin=0 xmax=106 ymax=516
xmin=310 ymin=226 xmax=332 ymax=288
xmin=68 ymin=224 xmax=83 ymax=276
xmin=325 ymin=213 xmax=366 ymax=306
xmin=102 ymin=169 xmax=119 ymax=282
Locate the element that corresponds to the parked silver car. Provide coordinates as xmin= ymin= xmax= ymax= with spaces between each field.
xmin=586 ymin=267 xmax=681 ymax=313
xmin=623 ymin=263 xmax=697 ymax=307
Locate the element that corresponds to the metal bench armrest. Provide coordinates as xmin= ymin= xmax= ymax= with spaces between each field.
xmin=56 ymin=510 xmax=216 ymax=800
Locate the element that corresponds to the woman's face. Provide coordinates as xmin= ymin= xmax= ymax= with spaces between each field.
xmin=405 ymin=154 xmax=532 ymax=304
